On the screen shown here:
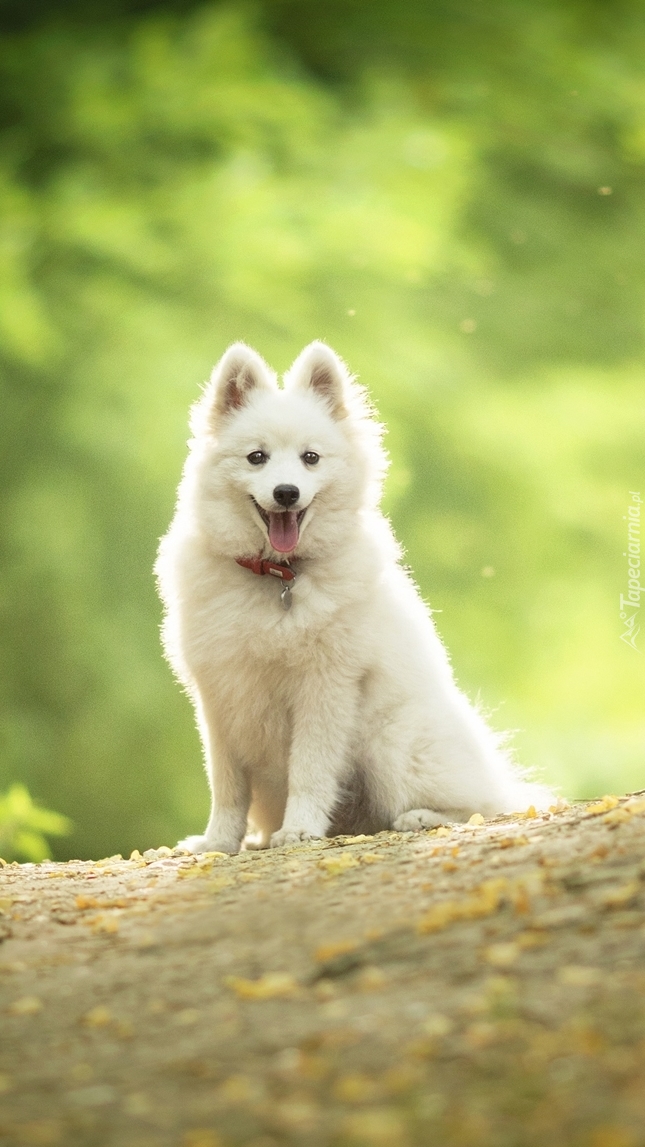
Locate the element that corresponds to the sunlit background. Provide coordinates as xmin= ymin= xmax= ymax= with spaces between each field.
xmin=0 ymin=0 xmax=644 ymax=860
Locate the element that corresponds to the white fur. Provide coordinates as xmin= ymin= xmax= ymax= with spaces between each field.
xmin=155 ymin=341 xmax=552 ymax=854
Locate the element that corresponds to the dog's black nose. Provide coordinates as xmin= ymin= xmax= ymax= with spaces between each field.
xmin=273 ymin=484 xmax=300 ymax=508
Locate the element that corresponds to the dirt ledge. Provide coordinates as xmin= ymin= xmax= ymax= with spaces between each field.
xmin=1 ymin=794 xmax=645 ymax=1147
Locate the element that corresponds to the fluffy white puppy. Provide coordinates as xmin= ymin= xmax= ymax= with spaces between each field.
xmin=156 ymin=341 xmax=551 ymax=853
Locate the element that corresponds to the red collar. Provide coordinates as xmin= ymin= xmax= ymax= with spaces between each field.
xmin=235 ymin=555 xmax=296 ymax=583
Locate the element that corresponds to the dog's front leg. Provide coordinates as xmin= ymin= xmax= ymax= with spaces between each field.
xmin=178 ymin=699 xmax=250 ymax=855
xmin=270 ymin=669 xmax=358 ymax=848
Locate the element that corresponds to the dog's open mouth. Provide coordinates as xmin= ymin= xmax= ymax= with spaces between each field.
xmin=252 ymin=499 xmax=307 ymax=554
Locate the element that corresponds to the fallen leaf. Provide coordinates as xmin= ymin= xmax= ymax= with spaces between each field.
xmin=319 ymin=852 xmax=360 ymax=876
xmin=599 ymin=881 xmax=640 ymax=909
xmin=423 ymin=1013 xmax=453 ymax=1037
xmin=483 ymin=942 xmax=520 ymax=967
xmin=75 ymin=895 xmax=100 ymax=910
xmin=81 ymin=1005 xmax=112 ymax=1027
xmin=88 ymin=914 xmax=119 ymax=934
xmin=9 ymin=996 xmax=43 ymax=1016
xmin=584 ymin=795 xmax=620 ymax=817
xmin=417 ymin=878 xmax=510 ymax=934
xmin=314 ymin=939 xmax=359 ymax=963
xmin=557 ymin=965 xmax=601 ymax=987
xmin=224 ymin=972 xmax=299 ymax=1000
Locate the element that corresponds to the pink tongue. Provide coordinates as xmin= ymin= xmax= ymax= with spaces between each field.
xmin=268 ymin=511 xmax=299 ymax=553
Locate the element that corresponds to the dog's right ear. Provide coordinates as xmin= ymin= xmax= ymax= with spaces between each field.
xmin=193 ymin=343 xmax=276 ymax=434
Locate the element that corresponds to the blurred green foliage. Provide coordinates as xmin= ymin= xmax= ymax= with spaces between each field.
xmin=0 ymin=784 xmax=72 ymax=861
xmin=0 ymin=0 xmax=643 ymax=859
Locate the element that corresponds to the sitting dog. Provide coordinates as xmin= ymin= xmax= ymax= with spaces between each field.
xmin=155 ymin=342 xmax=551 ymax=853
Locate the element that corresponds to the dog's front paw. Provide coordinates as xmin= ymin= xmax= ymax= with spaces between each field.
xmin=270 ymin=828 xmax=320 ymax=849
xmin=177 ymin=834 xmax=241 ymax=855
xmin=393 ymin=809 xmax=453 ymax=833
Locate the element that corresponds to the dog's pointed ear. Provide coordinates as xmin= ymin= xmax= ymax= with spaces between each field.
xmin=285 ymin=341 xmax=351 ymax=418
xmin=195 ymin=343 xmax=276 ymax=434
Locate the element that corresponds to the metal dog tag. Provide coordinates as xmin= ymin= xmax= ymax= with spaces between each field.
xmin=280 ymin=583 xmax=292 ymax=611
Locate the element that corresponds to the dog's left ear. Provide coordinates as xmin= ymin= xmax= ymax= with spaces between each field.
xmin=285 ymin=342 xmax=351 ymax=418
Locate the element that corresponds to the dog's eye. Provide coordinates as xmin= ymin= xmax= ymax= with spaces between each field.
xmin=247 ymin=451 xmax=268 ymax=466
xmin=302 ymin=451 xmax=320 ymax=466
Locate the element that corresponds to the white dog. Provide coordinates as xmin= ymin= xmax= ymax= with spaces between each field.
xmin=155 ymin=341 xmax=551 ymax=854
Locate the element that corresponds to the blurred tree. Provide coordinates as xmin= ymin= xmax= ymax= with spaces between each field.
xmin=0 ymin=0 xmax=643 ymax=858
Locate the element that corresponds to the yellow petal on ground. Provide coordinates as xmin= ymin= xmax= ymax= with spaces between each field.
xmin=319 ymin=852 xmax=360 ymax=876
xmin=604 ymin=797 xmax=645 ymax=825
xmin=8 ymin=996 xmax=43 ymax=1016
xmin=483 ymin=942 xmax=520 ymax=967
xmin=95 ymin=854 xmax=123 ymax=866
xmin=623 ymin=797 xmax=645 ymax=814
xmin=603 ymin=808 xmax=633 ymax=825
xmin=82 ymin=1005 xmax=112 ymax=1027
xmin=314 ymin=939 xmax=359 ymax=963
xmin=224 ymin=972 xmax=299 ymax=1000
xmin=417 ymin=878 xmax=509 ymax=934
xmin=599 ymin=881 xmax=640 ymax=909
xmin=75 ymin=895 xmax=100 ymax=910
xmin=423 ymin=1013 xmax=453 ymax=1037
xmin=557 ymin=965 xmax=601 ymax=987
xmin=468 ymin=813 xmax=485 ymax=825
xmin=583 ymin=795 xmax=620 ymax=817
xmin=89 ymin=914 xmax=120 ymax=934
xmin=0 ymin=897 xmax=12 ymax=913
xmin=360 ymin=853 xmax=384 ymax=864
xmin=435 ymin=826 xmax=452 ymax=837
xmin=517 ymin=805 xmax=537 ymax=819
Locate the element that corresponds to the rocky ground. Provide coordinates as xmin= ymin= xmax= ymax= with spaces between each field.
xmin=1 ymin=793 xmax=645 ymax=1147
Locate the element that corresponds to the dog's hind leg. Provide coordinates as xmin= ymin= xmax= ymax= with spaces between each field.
xmin=392 ymin=809 xmax=464 ymax=832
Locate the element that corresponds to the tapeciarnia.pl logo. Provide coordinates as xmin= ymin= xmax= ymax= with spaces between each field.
xmin=620 ymin=491 xmax=642 ymax=651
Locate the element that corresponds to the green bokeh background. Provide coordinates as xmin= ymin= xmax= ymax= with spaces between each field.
xmin=0 ymin=0 xmax=643 ymax=860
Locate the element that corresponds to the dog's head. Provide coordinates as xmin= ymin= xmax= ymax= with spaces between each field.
xmin=187 ymin=341 xmax=386 ymax=560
